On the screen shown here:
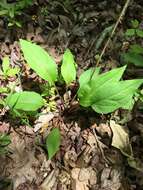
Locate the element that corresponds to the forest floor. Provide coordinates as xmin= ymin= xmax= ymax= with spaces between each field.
xmin=0 ymin=0 xmax=143 ymax=190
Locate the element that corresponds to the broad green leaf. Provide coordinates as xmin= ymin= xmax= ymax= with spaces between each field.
xmin=125 ymin=29 xmax=135 ymax=36
xmin=130 ymin=44 xmax=143 ymax=54
xmin=78 ymin=66 xmax=127 ymax=107
xmin=91 ymin=79 xmax=143 ymax=113
xmin=0 ymin=10 xmax=8 ymax=16
xmin=46 ymin=128 xmax=60 ymax=159
xmin=136 ymin=29 xmax=143 ymax=38
xmin=20 ymin=39 xmax=58 ymax=84
xmin=123 ymin=52 xmax=143 ymax=66
xmin=79 ymin=67 xmax=100 ymax=88
xmin=2 ymin=57 xmax=10 ymax=75
xmin=61 ymin=49 xmax=76 ymax=85
xmin=78 ymin=66 xmax=143 ymax=113
xmin=0 ymin=133 xmax=11 ymax=146
xmin=6 ymin=91 xmax=44 ymax=111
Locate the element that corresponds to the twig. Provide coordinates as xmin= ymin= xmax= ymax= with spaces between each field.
xmin=90 ymin=0 xmax=131 ymax=79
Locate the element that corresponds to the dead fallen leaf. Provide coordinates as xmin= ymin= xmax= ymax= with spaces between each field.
xmin=59 ymin=170 xmax=71 ymax=189
xmin=71 ymin=167 xmax=97 ymax=190
xmin=41 ymin=169 xmax=59 ymax=190
xmin=64 ymin=148 xmax=78 ymax=168
xmin=71 ymin=168 xmax=89 ymax=190
xmin=110 ymin=120 xmax=132 ymax=157
xmin=34 ymin=111 xmax=56 ymax=132
xmin=101 ymin=167 xmax=122 ymax=190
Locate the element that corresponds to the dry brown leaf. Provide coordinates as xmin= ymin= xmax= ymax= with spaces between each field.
xmin=41 ymin=169 xmax=59 ymax=190
xmin=110 ymin=120 xmax=132 ymax=157
xmin=34 ymin=111 xmax=56 ymax=132
xmin=71 ymin=168 xmax=89 ymax=190
xmin=101 ymin=167 xmax=122 ymax=190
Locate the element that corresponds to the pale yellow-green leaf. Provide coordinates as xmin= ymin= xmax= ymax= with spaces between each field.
xmin=7 ymin=67 xmax=20 ymax=77
xmin=61 ymin=49 xmax=76 ymax=85
xmin=20 ymin=39 xmax=58 ymax=84
xmin=2 ymin=56 xmax=10 ymax=75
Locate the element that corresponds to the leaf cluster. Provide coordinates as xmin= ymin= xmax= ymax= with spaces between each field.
xmin=0 ymin=56 xmax=19 ymax=78
xmin=0 ymin=133 xmax=11 ymax=154
xmin=125 ymin=19 xmax=143 ymax=38
xmin=0 ymin=0 xmax=33 ymax=27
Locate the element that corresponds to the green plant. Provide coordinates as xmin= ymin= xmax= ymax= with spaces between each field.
xmin=125 ymin=19 xmax=143 ymax=38
xmin=0 ymin=56 xmax=20 ymax=79
xmin=4 ymin=91 xmax=44 ymax=126
xmin=122 ymin=44 xmax=143 ymax=67
xmin=78 ymin=66 xmax=143 ymax=113
xmin=0 ymin=0 xmax=33 ymax=27
xmin=18 ymin=39 xmax=143 ymax=158
xmin=46 ymin=128 xmax=60 ymax=159
xmin=0 ymin=133 xmax=11 ymax=154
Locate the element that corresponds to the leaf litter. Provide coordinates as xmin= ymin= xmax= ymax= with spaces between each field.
xmin=1 ymin=1 xmax=143 ymax=190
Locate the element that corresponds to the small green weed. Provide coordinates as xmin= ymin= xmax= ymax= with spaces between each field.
xmin=122 ymin=20 xmax=143 ymax=67
xmin=122 ymin=44 xmax=143 ymax=67
xmin=0 ymin=0 xmax=33 ymax=27
xmin=0 ymin=56 xmax=20 ymax=79
xmin=0 ymin=133 xmax=11 ymax=154
xmin=125 ymin=19 xmax=143 ymax=38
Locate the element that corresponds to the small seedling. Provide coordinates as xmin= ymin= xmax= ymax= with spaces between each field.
xmin=122 ymin=44 xmax=143 ymax=67
xmin=0 ymin=133 xmax=11 ymax=154
xmin=125 ymin=19 xmax=143 ymax=38
xmin=0 ymin=56 xmax=19 ymax=79
xmin=0 ymin=0 xmax=33 ymax=27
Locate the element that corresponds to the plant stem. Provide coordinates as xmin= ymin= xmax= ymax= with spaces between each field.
xmin=90 ymin=0 xmax=131 ymax=79
xmin=53 ymin=83 xmax=66 ymax=110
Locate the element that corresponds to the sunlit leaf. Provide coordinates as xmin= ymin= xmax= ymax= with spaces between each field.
xmin=61 ymin=49 xmax=76 ymax=85
xmin=78 ymin=66 xmax=143 ymax=113
xmin=2 ymin=57 xmax=10 ymax=75
xmin=7 ymin=68 xmax=20 ymax=77
xmin=46 ymin=128 xmax=60 ymax=159
xmin=20 ymin=39 xmax=58 ymax=84
xmin=79 ymin=67 xmax=100 ymax=88
xmin=6 ymin=91 xmax=44 ymax=111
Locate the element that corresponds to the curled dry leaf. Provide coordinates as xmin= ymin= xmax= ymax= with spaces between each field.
xmin=34 ymin=111 xmax=56 ymax=132
xmin=110 ymin=120 xmax=132 ymax=157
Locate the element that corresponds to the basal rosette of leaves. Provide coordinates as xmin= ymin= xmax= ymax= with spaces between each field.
xmin=78 ymin=66 xmax=143 ymax=114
